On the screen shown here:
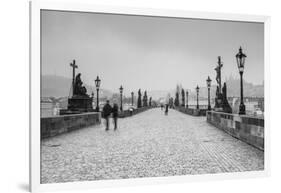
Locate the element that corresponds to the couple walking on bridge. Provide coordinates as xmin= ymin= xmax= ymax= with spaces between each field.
xmin=102 ymin=100 xmax=119 ymax=131
xmin=161 ymin=104 xmax=169 ymax=115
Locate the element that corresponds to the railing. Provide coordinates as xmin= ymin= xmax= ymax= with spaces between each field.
xmin=176 ymin=106 xmax=207 ymax=116
xmin=41 ymin=112 xmax=101 ymax=139
xmin=186 ymin=105 xmax=208 ymax=109
xmin=206 ymin=111 xmax=264 ymax=150
xmin=118 ymin=106 xmax=155 ymax=118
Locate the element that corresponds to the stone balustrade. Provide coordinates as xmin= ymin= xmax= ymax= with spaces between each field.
xmin=118 ymin=106 xmax=154 ymax=118
xmin=176 ymin=106 xmax=207 ymax=116
xmin=206 ymin=111 xmax=264 ymax=150
xmin=41 ymin=112 xmax=101 ymax=139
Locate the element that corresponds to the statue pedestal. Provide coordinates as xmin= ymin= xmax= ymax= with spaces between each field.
xmin=221 ymin=99 xmax=232 ymax=113
xmin=214 ymin=94 xmax=223 ymax=109
xmin=60 ymin=96 xmax=94 ymax=115
xmin=214 ymin=93 xmax=232 ymax=113
xmin=214 ymin=107 xmax=224 ymax=112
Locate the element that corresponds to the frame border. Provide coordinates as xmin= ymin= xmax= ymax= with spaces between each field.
xmin=30 ymin=1 xmax=270 ymax=192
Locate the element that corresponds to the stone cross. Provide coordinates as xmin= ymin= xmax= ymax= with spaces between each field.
xmin=70 ymin=60 xmax=78 ymax=96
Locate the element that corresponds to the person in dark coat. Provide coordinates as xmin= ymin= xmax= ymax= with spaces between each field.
xmin=165 ymin=104 xmax=169 ymax=115
xmin=112 ymin=103 xmax=119 ymax=130
xmin=102 ymin=100 xmax=112 ymax=131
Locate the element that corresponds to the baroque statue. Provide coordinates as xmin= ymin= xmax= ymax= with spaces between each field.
xmin=73 ymin=73 xmax=88 ymax=97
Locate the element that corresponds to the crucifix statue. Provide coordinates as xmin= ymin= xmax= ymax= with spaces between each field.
xmin=215 ymin=56 xmax=223 ymax=93
xmin=70 ymin=60 xmax=78 ymax=96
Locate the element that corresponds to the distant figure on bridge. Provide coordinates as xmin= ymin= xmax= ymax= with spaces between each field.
xmin=129 ymin=107 xmax=133 ymax=116
xmin=102 ymin=100 xmax=112 ymax=131
xmin=112 ymin=103 xmax=119 ymax=130
xmin=165 ymin=104 xmax=169 ymax=115
xmin=161 ymin=104 xmax=164 ymax=111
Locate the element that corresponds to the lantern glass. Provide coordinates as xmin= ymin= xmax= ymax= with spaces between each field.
xmin=207 ymin=82 xmax=211 ymax=88
xmin=196 ymin=86 xmax=199 ymax=92
xmin=119 ymin=86 xmax=123 ymax=93
xmin=236 ymin=47 xmax=246 ymax=73
xmin=206 ymin=76 xmax=212 ymax=88
xmin=95 ymin=76 xmax=101 ymax=88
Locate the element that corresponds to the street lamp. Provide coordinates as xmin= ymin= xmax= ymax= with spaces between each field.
xmin=91 ymin=92 xmax=94 ymax=109
xmin=196 ymin=85 xmax=199 ymax=109
xmin=119 ymin=85 xmax=123 ymax=111
xmin=206 ymin=76 xmax=212 ymax=111
xmin=94 ymin=76 xmax=101 ymax=112
xmin=131 ymin=92 xmax=134 ymax=106
xmin=236 ymin=46 xmax=247 ymax=115
xmin=186 ymin=91 xmax=189 ymax=108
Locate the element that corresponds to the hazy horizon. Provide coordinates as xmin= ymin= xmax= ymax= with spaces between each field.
xmin=42 ymin=10 xmax=264 ymax=94
xmin=42 ymin=73 xmax=264 ymax=92
xmin=41 ymin=74 xmax=264 ymax=100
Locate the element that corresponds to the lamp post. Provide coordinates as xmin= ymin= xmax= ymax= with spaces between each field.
xmin=131 ymin=92 xmax=134 ymax=106
xmin=91 ymin=92 xmax=94 ymax=109
xmin=236 ymin=46 xmax=247 ymax=115
xmin=119 ymin=85 xmax=123 ymax=111
xmin=94 ymin=76 xmax=101 ymax=112
xmin=206 ymin=76 xmax=212 ymax=111
xmin=196 ymin=85 xmax=199 ymax=109
xmin=186 ymin=91 xmax=189 ymax=108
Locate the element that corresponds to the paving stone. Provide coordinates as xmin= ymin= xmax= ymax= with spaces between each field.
xmin=41 ymin=108 xmax=264 ymax=184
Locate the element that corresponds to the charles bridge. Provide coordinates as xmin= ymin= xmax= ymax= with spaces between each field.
xmin=41 ymin=108 xmax=264 ymax=183
xmin=41 ymin=47 xmax=264 ymax=183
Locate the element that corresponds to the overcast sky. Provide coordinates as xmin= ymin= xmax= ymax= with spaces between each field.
xmin=41 ymin=10 xmax=264 ymax=94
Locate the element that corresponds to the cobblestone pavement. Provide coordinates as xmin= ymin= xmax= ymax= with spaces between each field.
xmin=41 ymin=108 xmax=264 ymax=183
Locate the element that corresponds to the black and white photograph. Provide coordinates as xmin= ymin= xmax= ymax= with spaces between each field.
xmin=40 ymin=9 xmax=265 ymax=184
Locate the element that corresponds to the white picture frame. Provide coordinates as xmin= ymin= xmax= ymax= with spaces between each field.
xmin=30 ymin=1 xmax=270 ymax=192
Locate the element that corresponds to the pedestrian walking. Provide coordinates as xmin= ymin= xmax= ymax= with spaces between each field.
xmin=112 ymin=103 xmax=119 ymax=130
xmin=102 ymin=100 xmax=112 ymax=131
xmin=129 ymin=107 xmax=133 ymax=116
xmin=165 ymin=104 xmax=169 ymax=115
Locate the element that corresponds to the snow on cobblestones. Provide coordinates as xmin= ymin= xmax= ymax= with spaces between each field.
xmin=41 ymin=108 xmax=264 ymax=183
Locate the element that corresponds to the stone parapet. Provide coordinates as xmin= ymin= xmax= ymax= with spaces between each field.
xmin=206 ymin=111 xmax=264 ymax=150
xmin=176 ymin=106 xmax=207 ymax=116
xmin=118 ymin=107 xmax=154 ymax=118
xmin=41 ymin=112 xmax=101 ymax=139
